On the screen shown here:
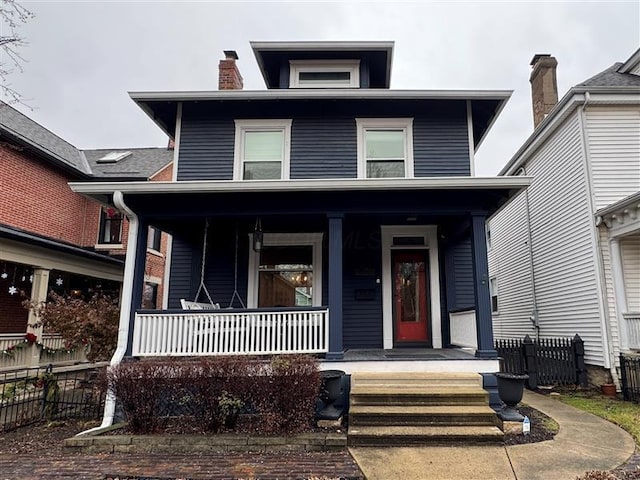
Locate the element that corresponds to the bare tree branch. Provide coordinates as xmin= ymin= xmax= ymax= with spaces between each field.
xmin=0 ymin=0 xmax=34 ymax=106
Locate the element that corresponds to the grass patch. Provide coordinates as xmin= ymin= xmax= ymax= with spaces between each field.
xmin=557 ymin=391 xmax=640 ymax=446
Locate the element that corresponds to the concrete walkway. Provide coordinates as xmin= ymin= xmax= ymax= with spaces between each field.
xmin=350 ymin=390 xmax=636 ymax=480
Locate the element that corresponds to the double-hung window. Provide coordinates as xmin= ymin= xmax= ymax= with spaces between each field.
xmin=356 ymin=118 xmax=414 ymax=178
xmin=234 ymin=120 xmax=292 ymax=180
xmin=97 ymin=206 xmax=123 ymax=246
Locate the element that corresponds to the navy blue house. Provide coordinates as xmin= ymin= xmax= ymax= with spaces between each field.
xmin=71 ymin=42 xmax=529 ymax=368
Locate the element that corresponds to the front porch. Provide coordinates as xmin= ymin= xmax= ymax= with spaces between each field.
xmin=69 ymin=178 xmax=529 ymax=365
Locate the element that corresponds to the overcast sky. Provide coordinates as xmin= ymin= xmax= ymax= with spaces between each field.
xmin=5 ymin=1 xmax=639 ymax=175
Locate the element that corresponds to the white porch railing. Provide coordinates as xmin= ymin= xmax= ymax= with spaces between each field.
xmin=624 ymin=312 xmax=640 ymax=350
xmin=0 ymin=334 xmax=31 ymax=369
xmin=40 ymin=334 xmax=88 ymax=364
xmin=132 ymin=308 xmax=330 ymax=356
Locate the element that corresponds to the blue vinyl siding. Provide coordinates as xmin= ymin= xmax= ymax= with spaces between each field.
xmin=177 ymin=100 xmax=470 ymax=181
xmin=342 ymin=222 xmax=383 ymax=349
xmin=167 ymin=236 xmax=199 ymax=309
xmin=413 ymin=107 xmax=470 ymax=176
xmin=290 ymin=117 xmax=357 ymax=178
xmin=444 ymin=237 xmax=475 ymax=311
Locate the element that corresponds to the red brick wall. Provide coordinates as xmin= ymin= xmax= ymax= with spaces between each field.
xmin=143 ymin=162 xmax=174 ymax=308
xmin=0 ymin=144 xmax=103 ymax=247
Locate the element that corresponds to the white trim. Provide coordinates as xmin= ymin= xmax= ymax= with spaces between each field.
xmin=380 ymin=225 xmax=442 ymax=349
xmin=290 ymin=60 xmax=360 ymax=88
xmin=610 ymin=238 xmax=631 ymax=351
xmin=130 ymin=89 xmax=513 ymax=101
xmin=233 ymin=119 xmax=292 ymax=181
xmin=467 ymin=100 xmax=475 ymax=175
xmin=247 ymin=233 xmax=323 ymax=309
xmin=171 ymin=102 xmax=182 ymax=182
xmin=355 ymin=118 xmax=414 ymax=179
xmin=501 ymin=91 xmax=640 ymax=176
xmin=161 ymin=235 xmax=172 ymax=309
xmin=70 ymin=176 xmax=531 ymax=195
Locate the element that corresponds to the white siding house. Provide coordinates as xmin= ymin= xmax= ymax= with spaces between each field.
xmin=489 ymin=48 xmax=640 ymax=386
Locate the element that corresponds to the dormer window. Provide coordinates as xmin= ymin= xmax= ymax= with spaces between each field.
xmin=289 ymin=60 xmax=360 ymax=88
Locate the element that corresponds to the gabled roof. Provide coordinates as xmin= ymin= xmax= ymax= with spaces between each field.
xmin=0 ymin=101 xmax=172 ymax=180
xmin=251 ymin=41 xmax=394 ymax=89
xmin=83 ymin=147 xmax=174 ymax=180
xmin=578 ymin=61 xmax=640 ymax=88
xmin=500 ymin=48 xmax=640 ymax=176
xmin=0 ymin=101 xmax=90 ymax=176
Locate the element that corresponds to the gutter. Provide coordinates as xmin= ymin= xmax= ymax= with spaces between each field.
xmin=78 ymin=190 xmax=139 ymax=435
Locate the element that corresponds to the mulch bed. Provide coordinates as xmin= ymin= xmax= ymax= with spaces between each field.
xmin=503 ymin=405 xmax=557 ymax=445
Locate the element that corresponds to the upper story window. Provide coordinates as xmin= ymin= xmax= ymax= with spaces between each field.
xmin=356 ymin=118 xmax=414 ymax=179
xmin=98 ymin=206 xmax=123 ymax=245
xmin=290 ymin=60 xmax=360 ymax=88
xmin=234 ymin=120 xmax=292 ymax=180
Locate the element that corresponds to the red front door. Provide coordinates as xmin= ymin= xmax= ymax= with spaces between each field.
xmin=392 ymin=250 xmax=430 ymax=344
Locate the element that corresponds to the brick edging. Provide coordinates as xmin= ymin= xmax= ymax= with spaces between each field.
xmin=64 ymin=430 xmax=347 ymax=454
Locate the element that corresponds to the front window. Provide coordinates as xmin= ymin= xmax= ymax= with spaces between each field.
xmin=356 ymin=118 xmax=414 ymax=178
xmin=234 ymin=120 xmax=292 ymax=180
xmin=98 ymin=207 xmax=123 ymax=245
xmin=248 ymin=233 xmax=323 ymax=308
xmin=258 ymin=246 xmax=313 ymax=307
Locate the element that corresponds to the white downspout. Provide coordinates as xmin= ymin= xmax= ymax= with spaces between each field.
xmin=78 ymin=190 xmax=139 ymax=435
xmin=517 ymin=166 xmax=540 ymax=339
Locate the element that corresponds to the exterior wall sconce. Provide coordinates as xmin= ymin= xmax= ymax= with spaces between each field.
xmin=253 ymin=218 xmax=263 ymax=252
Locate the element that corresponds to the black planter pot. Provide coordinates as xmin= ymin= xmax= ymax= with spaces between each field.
xmin=495 ymin=372 xmax=529 ymax=421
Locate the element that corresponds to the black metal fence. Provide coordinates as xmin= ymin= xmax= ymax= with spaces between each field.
xmin=495 ymin=334 xmax=587 ymax=389
xmin=0 ymin=364 xmax=106 ymax=431
xmin=620 ymin=354 xmax=640 ymax=403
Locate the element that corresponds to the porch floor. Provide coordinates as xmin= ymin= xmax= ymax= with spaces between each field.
xmin=321 ymin=348 xmax=498 ymax=374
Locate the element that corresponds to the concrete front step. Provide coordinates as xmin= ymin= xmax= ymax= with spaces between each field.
xmin=351 ymin=372 xmax=482 ymax=388
xmin=350 ymin=386 xmax=489 ymax=406
xmin=347 ymin=425 xmax=504 ymax=446
xmin=349 ymin=405 xmax=499 ymax=426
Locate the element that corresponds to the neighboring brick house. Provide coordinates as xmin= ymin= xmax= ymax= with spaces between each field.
xmin=0 ymin=102 xmax=173 ymax=361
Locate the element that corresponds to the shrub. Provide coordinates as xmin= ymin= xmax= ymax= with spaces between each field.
xmin=107 ymin=361 xmax=175 ymax=433
xmin=253 ymin=355 xmax=321 ymax=435
xmin=106 ymin=355 xmax=321 ymax=435
xmin=26 ymin=291 xmax=119 ymax=362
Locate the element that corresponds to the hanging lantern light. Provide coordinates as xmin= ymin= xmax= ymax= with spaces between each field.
xmin=253 ymin=218 xmax=263 ymax=252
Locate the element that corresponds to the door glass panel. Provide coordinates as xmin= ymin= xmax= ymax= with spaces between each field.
xmin=395 ymin=260 xmax=423 ymax=323
xmin=258 ymin=246 xmax=313 ymax=307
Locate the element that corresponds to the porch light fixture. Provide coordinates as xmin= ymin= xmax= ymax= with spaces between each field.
xmin=253 ymin=217 xmax=263 ymax=252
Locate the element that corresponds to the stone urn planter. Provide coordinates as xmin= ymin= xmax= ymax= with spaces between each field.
xmin=495 ymin=372 xmax=529 ymax=421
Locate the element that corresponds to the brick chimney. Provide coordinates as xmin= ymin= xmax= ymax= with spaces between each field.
xmin=218 ymin=50 xmax=243 ymax=90
xmin=530 ymin=54 xmax=558 ymax=128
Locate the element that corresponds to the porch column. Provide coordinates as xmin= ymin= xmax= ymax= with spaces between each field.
xmin=610 ymin=237 xmax=630 ymax=351
xmin=26 ymin=268 xmax=50 ymax=367
xmin=124 ymin=217 xmax=148 ymax=356
xmin=470 ymin=214 xmax=497 ymax=358
xmin=326 ymin=213 xmax=344 ymax=359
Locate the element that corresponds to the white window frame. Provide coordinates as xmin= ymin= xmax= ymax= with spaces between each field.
xmin=290 ymin=60 xmax=360 ymax=88
xmin=356 ymin=118 xmax=414 ymax=179
xmin=247 ymin=233 xmax=323 ymax=308
xmin=233 ymin=119 xmax=292 ymax=181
